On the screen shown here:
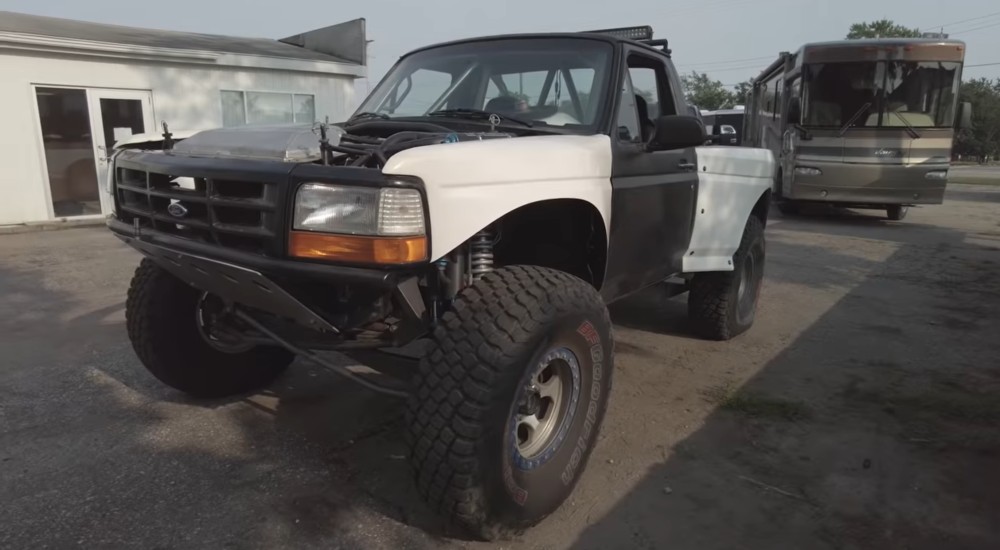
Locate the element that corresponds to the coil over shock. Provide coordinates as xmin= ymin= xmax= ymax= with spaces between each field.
xmin=470 ymin=228 xmax=495 ymax=280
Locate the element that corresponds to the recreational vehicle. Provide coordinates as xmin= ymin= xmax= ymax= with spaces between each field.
xmin=744 ymin=39 xmax=970 ymax=220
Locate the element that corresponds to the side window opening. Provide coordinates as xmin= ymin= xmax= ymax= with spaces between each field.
xmin=616 ymin=70 xmax=641 ymax=142
xmin=616 ymin=52 xmax=678 ymax=144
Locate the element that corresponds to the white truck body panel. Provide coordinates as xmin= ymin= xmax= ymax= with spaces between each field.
xmin=683 ymin=146 xmax=775 ymax=272
xmin=382 ymin=134 xmax=614 ymax=261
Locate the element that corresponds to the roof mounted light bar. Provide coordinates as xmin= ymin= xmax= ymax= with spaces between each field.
xmin=582 ymin=25 xmax=670 ymax=54
xmin=585 ymin=26 xmax=654 ymax=41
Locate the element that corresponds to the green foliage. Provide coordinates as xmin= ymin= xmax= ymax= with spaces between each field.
xmin=731 ymin=80 xmax=753 ymax=106
xmin=682 ymin=71 xmax=738 ymax=111
xmin=846 ymin=19 xmax=922 ymax=39
xmin=955 ymin=78 xmax=1000 ymax=159
xmin=702 ymin=383 xmax=811 ymax=422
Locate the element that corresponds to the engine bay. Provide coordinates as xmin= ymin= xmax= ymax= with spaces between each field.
xmin=168 ymin=120 xmax=514 ymax=169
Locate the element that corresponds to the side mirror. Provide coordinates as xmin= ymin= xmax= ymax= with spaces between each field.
xmin=649 ymin=115 xmax=707 ymax=151
xmin=957 ymin=101 xmax=973 ymax=129
xmin=788 ymin=97 xmax=802 ymax=125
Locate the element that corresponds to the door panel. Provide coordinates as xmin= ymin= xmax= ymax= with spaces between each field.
xmin=603 ymin=148 xmax=698 ymax=302
xmin=89 ymin=90 xmax=154 ymax=214
xmin=601 ymin=49 xmax=699 ymax=303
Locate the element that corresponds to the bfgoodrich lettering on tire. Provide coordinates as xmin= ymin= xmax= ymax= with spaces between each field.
xmin=405 ymin=265 xmax=614 ymax=539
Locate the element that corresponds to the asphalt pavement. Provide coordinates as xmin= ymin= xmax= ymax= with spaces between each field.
xmin=2 ymin=183 xmax=999 ymax=549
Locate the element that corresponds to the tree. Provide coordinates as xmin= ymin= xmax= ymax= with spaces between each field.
xmin=731 ymin=80 xmax=753 ymax=106
xmin=954 ymin=78 xmax=1000 ymax=161
xmin=846 ymin=19 xmax=921 ymax=39
xmin=681 ymin=71 xmax=736 ymax=111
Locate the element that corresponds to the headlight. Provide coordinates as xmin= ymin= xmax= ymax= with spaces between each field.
xmin=293 ymin=184 xmax=425 ymax=236
xmin=794 ymin=166 xmax=822 ymax=176
xmin=290 ymin=183 xmax=428 ymax=264
xmin=925 ymin=170 xmax=948 ymax=181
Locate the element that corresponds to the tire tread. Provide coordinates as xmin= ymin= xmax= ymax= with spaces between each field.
xmin=404 ymin=265 xmax=611 ymax=538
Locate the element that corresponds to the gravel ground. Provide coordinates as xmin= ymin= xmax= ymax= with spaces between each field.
xmin=2 ymin=183 xmax=999 ymax=550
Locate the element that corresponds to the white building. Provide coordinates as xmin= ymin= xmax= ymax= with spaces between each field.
xmin=0 ymin=11 xmax=367 ymax=226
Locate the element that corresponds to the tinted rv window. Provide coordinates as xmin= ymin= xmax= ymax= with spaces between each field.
xmin=804 ymin=62 xmax=880 ymax=128
xmin=882 ymin=61 xmax=961 ymax=128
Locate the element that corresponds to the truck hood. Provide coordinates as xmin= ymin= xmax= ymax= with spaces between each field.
xmin=170 ymin=123 xmax=340 ymax=162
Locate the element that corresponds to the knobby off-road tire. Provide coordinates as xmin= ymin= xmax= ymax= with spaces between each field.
xmin=688 ymin=216 xmax=766 ymax=341
xmin=405 ymin=266 xmax=615 ymax=539
xmin=125 ymin=258 xmax=293 ymax=398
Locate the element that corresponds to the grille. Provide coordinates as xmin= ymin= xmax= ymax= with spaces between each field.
xmin=115 ymin=167 xmax=282 ymax=255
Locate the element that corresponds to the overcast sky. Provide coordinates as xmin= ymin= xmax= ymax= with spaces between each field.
xmin=3 ymin=0 xmax=999 ymax=101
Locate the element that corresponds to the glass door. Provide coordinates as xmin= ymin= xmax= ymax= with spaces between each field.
xmin=35 ymin=87 xmax=101 ymax=218
xmin=88 ymin=90 xmax=154 ymax=215
xmin=34 ymin=87 xmax=154 ymax=218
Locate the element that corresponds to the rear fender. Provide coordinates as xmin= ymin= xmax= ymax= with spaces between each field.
xmin=683 ymin=147 xmax=775 ymax=272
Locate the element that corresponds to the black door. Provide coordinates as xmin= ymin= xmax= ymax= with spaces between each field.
xmin=601 ymin=49 xmax=700 ymax=303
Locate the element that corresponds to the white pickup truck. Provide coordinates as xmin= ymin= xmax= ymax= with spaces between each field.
xmin=106 ymin=25 xmax=775 ymax=539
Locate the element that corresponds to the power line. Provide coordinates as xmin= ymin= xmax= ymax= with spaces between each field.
xmin=965 ymin=61 xmax=1000 ymax=68
xmin=693 ymin=64 xmax=767 ymax=74
xmin=952 ymin=20 xmax=1000 ymax=35
xmin=676 ymin=55 xmax=775 ymax=68
xmin=917 ymin=10 xmax=1000 ymax=31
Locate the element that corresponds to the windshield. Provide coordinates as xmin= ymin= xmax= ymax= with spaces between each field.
xmin=803 ymin=61 xmax=961 ymax=129
xmin=355 ymin=38 xmax=615 ymax=132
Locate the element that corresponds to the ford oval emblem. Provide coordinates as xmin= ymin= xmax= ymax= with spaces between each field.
xmin=167 ymin=202 xmax=189 ymax=218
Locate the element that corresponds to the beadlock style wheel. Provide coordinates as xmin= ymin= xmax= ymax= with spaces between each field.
xmin=512 ymin=347 xmax=581 ymax=465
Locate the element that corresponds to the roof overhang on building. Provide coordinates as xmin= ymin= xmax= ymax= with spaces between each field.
xmin=280 ymin=19 xmax=367 ymax=66
xmin=0 ymin=11 xmax=366 ymax=77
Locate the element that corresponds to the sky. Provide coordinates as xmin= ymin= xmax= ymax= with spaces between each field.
xmin=2 ymin=0 xmax=999 ymax=105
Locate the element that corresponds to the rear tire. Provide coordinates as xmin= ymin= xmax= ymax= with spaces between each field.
xmin=125 ymin=259 xmax=293 ymax=398
xmin=688 ymin=216 xmax=765 ymax=340
xmin=886 ymin=205 xmax=909 ymax=221
xmin=776 ymin=200 xmax=800 ymax=216
xmin=406 ymin=266 xmax=614 ymax=540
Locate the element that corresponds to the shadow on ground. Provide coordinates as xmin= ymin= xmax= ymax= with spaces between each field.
xmin=570 ymin=219 xmax=1000 ymax=549
xmin=0 ymin=231 xmax=448 ymax=549
xmin=5 ymin=210 xmax=1000 ymax=548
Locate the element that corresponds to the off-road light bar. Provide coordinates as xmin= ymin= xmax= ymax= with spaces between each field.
xmin=584 ymin=26 xmax=654 ymax=41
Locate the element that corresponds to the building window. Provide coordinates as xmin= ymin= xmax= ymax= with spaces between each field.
xmin=220 ymin=91 xmax=315 ymax=127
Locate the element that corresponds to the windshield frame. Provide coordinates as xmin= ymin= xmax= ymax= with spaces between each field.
xmin=354 ymin=36 xmax=619 ymax=135
xmin=801 ymin=59 xmax=963 ymax=130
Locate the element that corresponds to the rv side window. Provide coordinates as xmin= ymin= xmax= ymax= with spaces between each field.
xmin=773 ymin=78 xmax=782 ymax=121
xmin=788 ymin=78 xmax=801 ymax=120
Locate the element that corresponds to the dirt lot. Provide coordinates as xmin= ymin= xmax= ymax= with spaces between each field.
xmin=2 ymin=184 xmax=999 ymax=549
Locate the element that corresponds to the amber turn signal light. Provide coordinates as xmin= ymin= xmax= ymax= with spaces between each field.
xmin=289 ymin=231 xmax=428 ymax=264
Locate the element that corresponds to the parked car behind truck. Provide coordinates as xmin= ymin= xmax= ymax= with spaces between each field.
xmin=744 ymin=38 xmax=971 ymax=220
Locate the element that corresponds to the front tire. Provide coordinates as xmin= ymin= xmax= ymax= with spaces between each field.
xmin=405 ymin=266 xmax=614 ymax=539
xmin=887 ymin=205 xmax=909 ymax=221
xmin=688 ymin=216 xmax=766 ymax=340
xmin=125 ymin=259 xmax=294 ymax=398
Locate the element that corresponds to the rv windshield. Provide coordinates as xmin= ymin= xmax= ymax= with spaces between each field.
xmin=355 ymin=38 xmax=615 ymax=132
xmin=803 ymin=61 xmax=962 ymax=129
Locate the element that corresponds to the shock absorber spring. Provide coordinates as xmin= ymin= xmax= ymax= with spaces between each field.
xmin=470 ymin=228 xmax=495 ymax=280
